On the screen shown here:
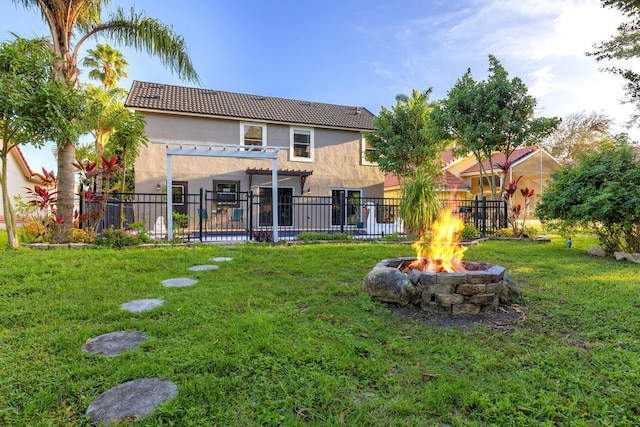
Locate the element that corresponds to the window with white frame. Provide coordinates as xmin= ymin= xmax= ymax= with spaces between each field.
xmin=241 ymin=123 xmax=266 ymax=148
xmin=361 ymin=136 xmax=376 ymax=165
xmin=290 ymin=128 xmax=313 ymax=161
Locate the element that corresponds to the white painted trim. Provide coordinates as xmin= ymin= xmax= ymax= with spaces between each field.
xmin=361 ymin=135 xmax=376 ymax=166
xmin=240 ymin=122 xmax=267 ymax=148
xmin=289 ymin=127 xmax=314 ymax=162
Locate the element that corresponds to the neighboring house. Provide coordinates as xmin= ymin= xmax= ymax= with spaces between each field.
xmin=384 ymin=146 xmax=561 ymax=214
xmin=125 ymin=81 xmax=384 ymax=231
xmin=0 ymin=145 xmax=43 ymax=229
xmin=384 ymin=170 xmax=470 ymax=200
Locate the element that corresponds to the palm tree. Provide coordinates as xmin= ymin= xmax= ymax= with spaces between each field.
xmin=11 ymin=0 xmax=200 ymax=241
xmin=82 ymin=43 xmax=128 ymax=89
xmin=83 ymin=84 xmax=128 ymax=191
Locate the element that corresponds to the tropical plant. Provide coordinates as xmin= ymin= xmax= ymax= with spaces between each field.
xmin=82 ymin=43 xmax=128 ymax=89
xmin=73 ymin=156 xmax=122 ymax=232
xmin=399 ymin=168 xmax=441 ymax=238
xmin=0 ymin=36 xmax=83 ymax=248
xmin=11 ymin=0 xmax=200 ymax=242
xmin=82 ymin=84 xmax=128 ymax=190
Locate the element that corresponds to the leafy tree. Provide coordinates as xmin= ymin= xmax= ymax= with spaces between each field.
xmin=364 ymin=88 xmax=446 ymax=179
xmin=541 ymin=111 xmax=613 ymax=162
xmin=0 ymin=36 xmax=83 ymax=249
xmin=82 ymin=43 xmax=128 ymax=89
xmin=432 ymin=55 xmax=559 ymax=199
xmin=108 ymin=109 xmax=147 ymax=228
xmin=11 ymin=0 xmax=200 ymax=242
xmin=590 ymin=0 xmax=640 ymax=125
xmin=364 ymin=89 xmax=449 ymax=235
xmin=536 ymin=141 xmax=640 ymax=253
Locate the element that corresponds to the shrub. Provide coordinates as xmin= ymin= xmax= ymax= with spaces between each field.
xmin=252 ymin=230 xmax=273 ymax=242
xmin=459 ymin=224 xmax=479 ymax=240
xmin=94 ymin=227 xmax=151 ymax=248
xmin=17 ymin=220 xmax=46 ymax=243
xmin=380 ymin=232 xmax=408 ymax=242
xmin=296 ymin=232 xmax=353 ymax=242
xmin=536 ymin=141 xmax=640 ymax=253
xmin=70 ymin=228 xmax=95 ymax=243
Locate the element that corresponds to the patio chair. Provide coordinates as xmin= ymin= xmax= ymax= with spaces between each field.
xmin=197 ymin=208 xmax=211 ymax=233
xmin=229 ymin=208 xmax=244 ymax=229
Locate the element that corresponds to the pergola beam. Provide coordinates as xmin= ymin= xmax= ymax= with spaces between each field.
xmin=154 ymin=142 xmax=286 ymax=242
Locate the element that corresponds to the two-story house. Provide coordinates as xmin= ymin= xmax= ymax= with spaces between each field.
xmin=125 ymin=81 xmax=384 ymax=235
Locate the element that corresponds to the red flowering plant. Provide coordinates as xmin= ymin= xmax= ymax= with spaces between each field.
xmin=503 ymin=176 xmax=523 ymax=237
xmin=73 ymin=157 xmax=123 ymax=233
xmin=23 ymin=169 xmax=60 ymax=241
xmin=503 ymin=176 xmax=537 ymax=238
xmin=519 ymin=186 xmax=535 ymax=234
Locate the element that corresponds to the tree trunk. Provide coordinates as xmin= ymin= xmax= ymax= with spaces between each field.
xmin=1 ymin=155 xmax=19 ymax=249
xmin=118 ymin=148 xmax=128 ymax=229
xmin=53 ymin=142 xmax=76 ymax=242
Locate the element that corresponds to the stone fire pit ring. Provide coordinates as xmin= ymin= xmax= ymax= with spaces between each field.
xmin=362 ymin=257 xmax=517 ymax=315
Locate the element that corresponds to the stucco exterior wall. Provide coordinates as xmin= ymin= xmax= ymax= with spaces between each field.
xmin=134 ymin=112 xmax=384 ymax=198
xmin=0 ymin=148 xmax=35 ymax=228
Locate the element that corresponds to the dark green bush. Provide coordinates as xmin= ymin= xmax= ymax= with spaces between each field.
xmin=536 ymin=141 xmax=640 ymax=253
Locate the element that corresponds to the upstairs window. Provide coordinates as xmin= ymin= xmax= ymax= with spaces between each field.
xmin=241 ymin=123 xmax=266 ymax=148
xmin=290 ymin=128 xmax=314 ymax=161
xmin=361 ymin=136 xmax=376 ymax=166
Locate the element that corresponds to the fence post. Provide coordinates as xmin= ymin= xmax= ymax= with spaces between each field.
xmin=198 ymin=188 xmax=204 ymax=242
xmin=339 ymin=190 xmax=346 ymax=233
xmin=473 ymin=195 xmax=479 ymax=231
xmin=481 ymin=196 xmax=487 ymax=237
xmin=248 ymin=190 xmax=253 ymax=240
xmin=503 ymin=199 xmax=508 ymax=229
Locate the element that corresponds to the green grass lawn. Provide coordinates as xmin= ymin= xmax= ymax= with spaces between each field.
xmin=1 ymin=236 xmax=639 ymax=426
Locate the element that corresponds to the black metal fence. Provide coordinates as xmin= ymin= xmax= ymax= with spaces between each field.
xmin=85 ymin=190 xmax=506 ymax=242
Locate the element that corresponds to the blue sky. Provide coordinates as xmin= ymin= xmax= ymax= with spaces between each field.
xmin=1 ymin=0 xmax=636 ymax=172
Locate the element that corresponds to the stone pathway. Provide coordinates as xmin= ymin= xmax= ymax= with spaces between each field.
xmin=82 ymin=331 xmax=148 ymax=357
xmin=121 ymin=299 xmax=165 ymax=313
xmin=82 ymin=255 xmax=232 ymax=424
xmin=161 ymin=278 xmax=198 ymax=287
xmin=86 ymin=379 xmax=178 ymax=424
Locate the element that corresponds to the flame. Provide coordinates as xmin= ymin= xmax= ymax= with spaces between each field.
xmin=408 ymin=207 xmax=467 ymax=272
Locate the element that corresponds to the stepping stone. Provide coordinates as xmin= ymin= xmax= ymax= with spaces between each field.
xmin=210 ymin=257 xmax=232 ymax=262
xmin=161 ymin=278 xmax=198 ymax=287
xmin=86 ymin=378 xmax=178 ymax=424
xmin=121 ymin=299 xmax=165 ymax=313
xmin=188 ymin=265 xmax=219 ymax=271
xmin=82 ymin=331 xmax=148 ymax=356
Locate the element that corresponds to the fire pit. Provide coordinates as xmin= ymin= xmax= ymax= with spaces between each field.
xmin=362 ymin=258 xmax=507 ymax=314
xmin=362 ymin=207 xmax=518 ymax=315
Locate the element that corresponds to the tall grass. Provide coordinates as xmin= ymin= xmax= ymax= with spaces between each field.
xmin=1 ymin=237 xmax=638 ymax=425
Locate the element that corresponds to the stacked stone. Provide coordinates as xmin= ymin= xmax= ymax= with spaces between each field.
xmin=420 ymin=263 xmax=505 ymax=315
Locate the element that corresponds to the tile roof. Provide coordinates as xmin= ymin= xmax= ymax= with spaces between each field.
xmin=384 ymin=171 xmax=470 ymax=191
xmin=125 ymin=81 xmax=376 ymax=131
xmin=459 ymin=146 xmax=538 ymax=175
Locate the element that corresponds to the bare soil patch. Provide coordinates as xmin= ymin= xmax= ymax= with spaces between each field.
xmin=388 ymin=302 xmax=526 ymax=331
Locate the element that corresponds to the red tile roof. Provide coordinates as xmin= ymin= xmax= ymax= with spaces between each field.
xmin=384 ymin=170 xmax=469 ymax=191
xmin=459 ymin=146 xmax=538 ymax=175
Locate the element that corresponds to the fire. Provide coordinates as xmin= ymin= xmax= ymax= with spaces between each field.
xmin=408 ymin=207 xmax=467 ymax=272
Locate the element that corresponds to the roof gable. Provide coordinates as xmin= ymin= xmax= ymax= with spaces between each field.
xmin=125 ymin=81 xmax=376 ymax=131
xmin=459 ymin=146 xmax=539 ymax=175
